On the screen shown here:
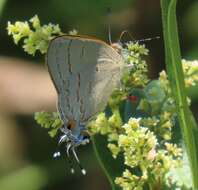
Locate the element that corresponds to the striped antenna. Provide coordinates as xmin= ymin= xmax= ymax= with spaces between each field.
xmin=119 ymin=30 xmax=135 ymax=42
xmin=119 ymin=30 xmax=160 ymax=43
xmin=132 ymin=36 xmax=160 ymax=43
xmin=107 ymin=7 xmax=112 ymax=44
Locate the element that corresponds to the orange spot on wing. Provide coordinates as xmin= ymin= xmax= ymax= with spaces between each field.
xmin=67 ymin=119 xmax=76 ymax=129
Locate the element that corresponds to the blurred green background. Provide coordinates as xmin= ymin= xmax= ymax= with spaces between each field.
xmin=0 ymin=0 xmax=197 ymax=190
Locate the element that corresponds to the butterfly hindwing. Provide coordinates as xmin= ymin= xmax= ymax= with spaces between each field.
xmin=47 ymin=35 xmax=125 ymax=124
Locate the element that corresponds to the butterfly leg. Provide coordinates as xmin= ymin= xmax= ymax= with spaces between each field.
xmin=53 ymin=136 xmax=66 ymax=158
xmin=53 ymin=131 xmax=69 ymax=158
xmin=58 ymin=134 xmax=68 ymax=144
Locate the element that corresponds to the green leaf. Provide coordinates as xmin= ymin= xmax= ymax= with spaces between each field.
xmin=92 ymin=135 xmax=123 ymax=190
xmin=160 ymin=0 xmax=198 ymax=189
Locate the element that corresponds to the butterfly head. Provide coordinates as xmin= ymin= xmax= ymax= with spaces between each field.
xmin=111 ymin=42 xmax=123 ymax=54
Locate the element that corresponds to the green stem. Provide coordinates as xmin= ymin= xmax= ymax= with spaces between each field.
xmin=92 ymin=135 xmax=123 ymax=190
xmin=92 ymin=137 xmax=116 ymax=190
xmin=148 ymin=183 xmax=153 ymax=190
xmin=160 ymin=0 xmax=198 ymax=189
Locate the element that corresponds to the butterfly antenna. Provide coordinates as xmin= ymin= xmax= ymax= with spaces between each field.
xmin=132 ymin=36 xmax=160 ymax=43
xmin=119 ymin=30 xmax=160 ymax=44
xmin=107 ymin=7 xmax=112 ymax=44
xmin=66 ymin=143 xmax=75 ymax=174
xmin=108 ymin=22 xmax=112 ymax=44
xmin=119 ymin=30 xmax=135 ymax=42
xmin=72 ymin=147 xmax=86 ymax=175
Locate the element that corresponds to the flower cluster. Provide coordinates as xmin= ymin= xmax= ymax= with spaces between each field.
xmin=34 ymin=112 xmax=62 ymax=137
xmin=89 ymin=113 xmax=182 ymax=190
xmin=7 ymin=15 xmax=62 ymax=55
xmin=182 ymin=59 xmax=198 ymax=87
xmin=121 ymin=42 xmax=149 ymax=89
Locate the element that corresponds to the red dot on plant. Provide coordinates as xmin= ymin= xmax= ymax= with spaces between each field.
xmin=128 ymin=95 xmax=138 ymax=103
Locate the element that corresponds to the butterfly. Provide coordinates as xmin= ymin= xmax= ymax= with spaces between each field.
xmin=47 ymin=34 xmax=130 ymax=174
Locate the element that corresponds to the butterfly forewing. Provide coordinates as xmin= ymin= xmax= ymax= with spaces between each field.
xmin=47 ymin=35 xmax=124 ymax=124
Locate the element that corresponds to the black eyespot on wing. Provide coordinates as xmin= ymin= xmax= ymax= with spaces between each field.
xmin=83 ymin=135 xmax=90 ymax=140
xmin=67 ymin=124 xmax=72 ymax=130
xmin=67 ymin=120 xmax=76 ymax=130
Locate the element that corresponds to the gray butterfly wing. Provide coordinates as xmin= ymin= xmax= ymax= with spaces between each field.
xmin=47 ymin=35 xmax=125 ymax=124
